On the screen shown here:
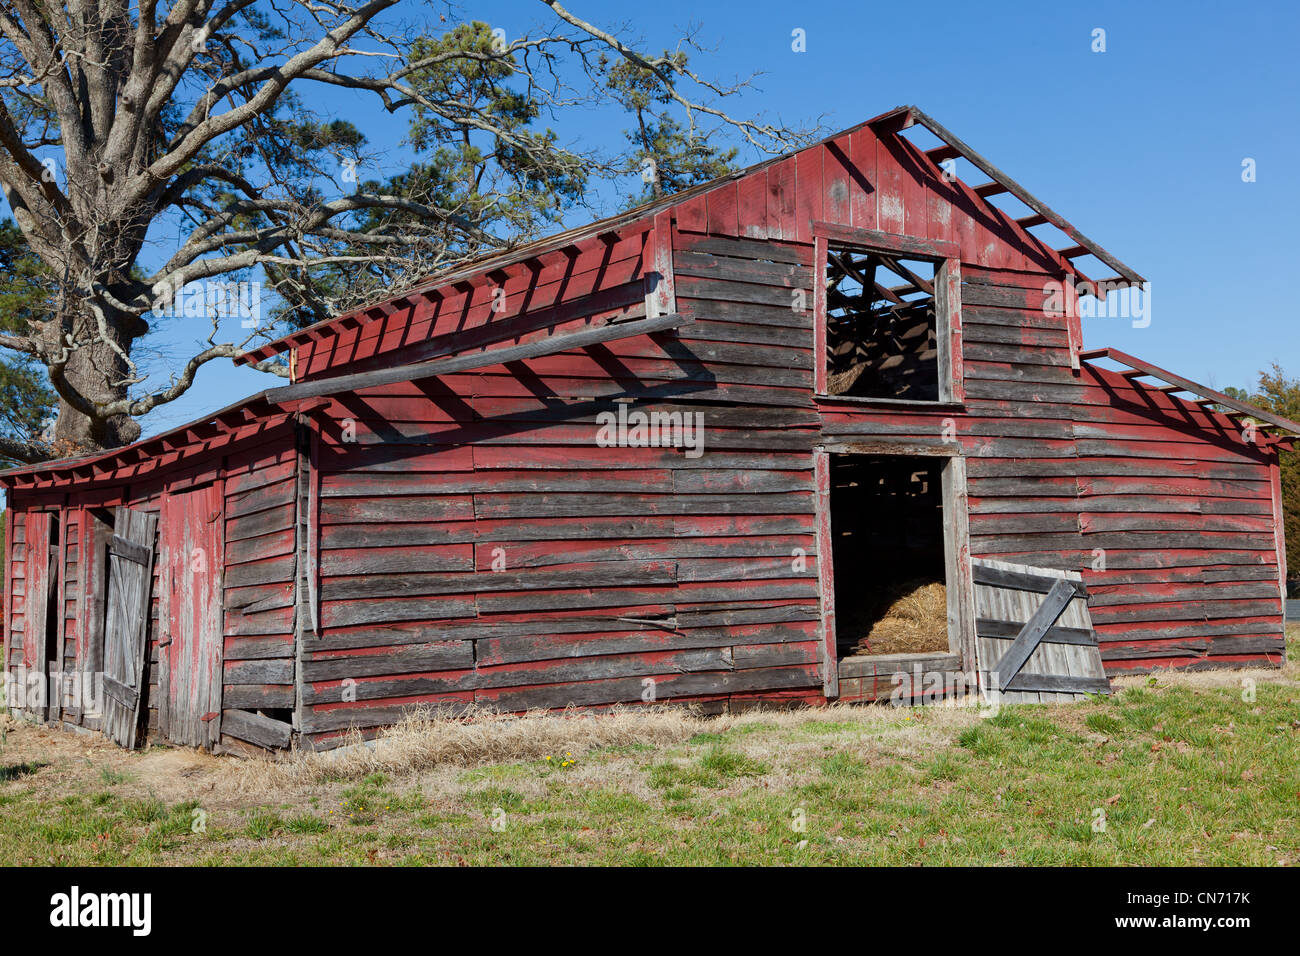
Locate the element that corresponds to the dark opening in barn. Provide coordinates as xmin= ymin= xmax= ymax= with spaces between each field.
xmin=830 ymin=455 xmax=951 ymax=660
xmin=42 ymin=513 xmax=60 ymax=717
xmin=824 ymin=245 xmax=940 ymax=400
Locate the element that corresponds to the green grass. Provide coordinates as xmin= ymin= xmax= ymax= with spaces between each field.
xmin=0 ymin=629 xmax=1296 ymax=866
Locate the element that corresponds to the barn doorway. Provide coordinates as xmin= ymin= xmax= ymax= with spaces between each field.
xmin=829 ymin=455 xmax=949 ymax=658
xmin=815 ymin=449 xmax=974 ymax=700
xmin=159 ymin=482 xmax=225 ymax=749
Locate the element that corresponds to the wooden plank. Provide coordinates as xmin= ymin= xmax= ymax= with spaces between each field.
xmin=647 ymin=210 xmax=677 ymax=317
xmin=848 ymin=124 xmax=876 ymax=230
xmin=737 ymin=169 xmax=769 ymax=239
xmin=813 ymin=221 xmax=959 ymax=261
xmin=1003 ymin=673 xmax=1111 ymax=694
xmin=945 ymin=456 xmax=978 ymax=672
xmin=902 ymin=106 xmax=1144 ymax=284
xmin=976 ymin=618 xmax=1096 ymax=646
xmin=972 ymin=563 xmax=1088 ymax=597
xmin=52 ymin=513 xmax=66 ymax=721
xmin=813 ymin=450 xmax=837 ymax=699
xmin=108 ymin=535 xmax=152 ymax=565
xmin=767 ymin=155 xmax=797 ymax=241
xmin=270 ymin=312 xmax=693 ymax=404
xmin=794 ymin=147 xmax=822 ymax=244
xmin=1090 ymin=347 xmax=1300 ymax=435
xmin=812 ymin=234 xmax=828 ymax=395
xmin=221 ymin=708 xmax=292 ymax=750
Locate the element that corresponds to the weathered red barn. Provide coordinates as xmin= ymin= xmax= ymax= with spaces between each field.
xmin=3 ymin=106 xmax=1294 ymax=753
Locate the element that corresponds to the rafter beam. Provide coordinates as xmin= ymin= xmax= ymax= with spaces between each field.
xmin=885 ymin=106 xmax=1146 ymax=284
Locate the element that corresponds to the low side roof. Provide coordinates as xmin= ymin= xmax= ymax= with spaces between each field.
xmin=3 ymin=338 xmax=1292 ymax=491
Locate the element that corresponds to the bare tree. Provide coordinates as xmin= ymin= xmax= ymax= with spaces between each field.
xmin=0 ymin=0 xmax=816 ymax=464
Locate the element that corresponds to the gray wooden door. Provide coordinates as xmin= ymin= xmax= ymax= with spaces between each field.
xmin=973 ymin=557 xmax=1109 ymax=704
xmin=101 ymin=507 xmax=158 ymax=748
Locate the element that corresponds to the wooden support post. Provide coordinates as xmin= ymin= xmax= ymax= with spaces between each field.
xmin=646 ymin=210 xmax=677 ymax=318
xmin=813 ymin=450 xmax=839 ymax=700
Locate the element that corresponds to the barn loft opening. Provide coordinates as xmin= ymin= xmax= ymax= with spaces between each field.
xmin=829 ymin=455 xmax=951 ymax=659
xmin=824 ymin=245 xmax=939 ymax=400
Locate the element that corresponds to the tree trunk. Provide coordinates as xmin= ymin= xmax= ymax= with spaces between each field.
xmin=49 ymin=306 xmax=144 ymax=453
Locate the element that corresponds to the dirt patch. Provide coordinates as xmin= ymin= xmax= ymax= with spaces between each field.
xmin=845 ymin=579 xmax=948 ymax=657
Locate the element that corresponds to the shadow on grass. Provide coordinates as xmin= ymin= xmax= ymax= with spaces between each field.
xmin=0 ymin=761 xmax=46 ymax=781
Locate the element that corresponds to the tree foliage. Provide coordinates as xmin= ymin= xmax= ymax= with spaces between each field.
xmin=0 ymin=218 xmax=56 ymax=458
xmin=1228 ymin=363 xmax=1299 ymax=587
xmin=603 ymin=53 xmax=738 ymax=207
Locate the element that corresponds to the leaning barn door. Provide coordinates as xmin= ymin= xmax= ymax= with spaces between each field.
xmin=20 ymin=512 xmax=54 ymax=720
xmin=102 ymin=507 xmax=158 ymax=748
xmin=160 ymin=483 xmax=225 ymax=750
xmin=973 ymin=557 xmax=1110 ymax=704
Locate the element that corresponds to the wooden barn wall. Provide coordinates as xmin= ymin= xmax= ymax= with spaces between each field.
xmin=2 ymin=429 xmax=301 ymax=750
xmin=5 ymin=506 xmax=25 ymax=696
xmin=298 ymin=273 xmax=827 ymax=746
xmin=220 ymin=439 xmax=300 ymax=739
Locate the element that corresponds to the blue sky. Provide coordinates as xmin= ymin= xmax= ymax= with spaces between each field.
xmin=62 ymin=0 xmax=1300 ymax=432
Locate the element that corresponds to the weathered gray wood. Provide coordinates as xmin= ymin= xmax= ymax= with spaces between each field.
xmin=107 ymin=535 xmax=151 ymax=566
xmin=303 ymin=642 xmax=473 ymax=680
xmin=993 ymin=579 xmax=1076 ymax=691
xmin=221 ymin=708 xmax=292 ymax=750
xmin=973 ymin=557 xmax=1109 ymax=704
xmin=976 ymin=618 xmax=1096 ymax=646
xmin=972 ymin=563 xmax=1088 ymax=597
xmin=1003 ymin=673 xmax=1112 ymax=694
xmin=225 ymin=658 xmax=294 ymax=685
xmin=838 ymin=652 xmax=962 ymax=679
xmin=100 ymin=507 xmax=157 ymax=749
xmin=223 ymin=684 xmax=296 ymax=709
xmin=818 ymin=439 xmax=962 ymax=457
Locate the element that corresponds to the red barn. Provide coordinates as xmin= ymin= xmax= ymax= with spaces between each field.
xmin=3 ymin=106 xmax=1294 ymax=753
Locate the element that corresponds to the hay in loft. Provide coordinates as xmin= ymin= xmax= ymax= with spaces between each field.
xmin=844 ymin=579 xmax=949 ymax=657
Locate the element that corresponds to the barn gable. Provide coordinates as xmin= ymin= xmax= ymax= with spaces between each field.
xmin=235 ymin=106 xmax=1143 ymax=387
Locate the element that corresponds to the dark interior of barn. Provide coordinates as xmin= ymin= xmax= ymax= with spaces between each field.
xmin=829 ymin=455 xmax=950 ymax=659
xmin=824 ymin=245 xmax=939 ymax=400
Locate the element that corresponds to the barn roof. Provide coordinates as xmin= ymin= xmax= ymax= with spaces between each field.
xmin=234 ymin=105 xmax=1146 ymax=371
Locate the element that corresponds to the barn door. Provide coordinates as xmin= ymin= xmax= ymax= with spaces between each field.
xmin=19 ymin=512 xmax=56 ymax=720
xmin=159 ymin=483 xmax=225 ymax=750
xmin=973 ymin=557 xmax=1110 ymax=704
xmin=102 ymin=507 xmax=158 ymax=748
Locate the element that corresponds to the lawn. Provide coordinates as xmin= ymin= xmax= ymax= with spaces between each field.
xmin=1 ymin=627 xmax=1296 ymax=866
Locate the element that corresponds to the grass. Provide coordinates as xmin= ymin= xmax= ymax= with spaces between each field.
xmin=0 ymin=627 xmax=1296 ymax=866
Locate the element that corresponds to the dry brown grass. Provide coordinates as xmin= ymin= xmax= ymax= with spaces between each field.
xmin=246 ymin=705 xmax=704 ymax=788
xmin=230 ymin=700 xmax=982 ymax=792
xmin=848 ymin=579 xmax=948 ymax=657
